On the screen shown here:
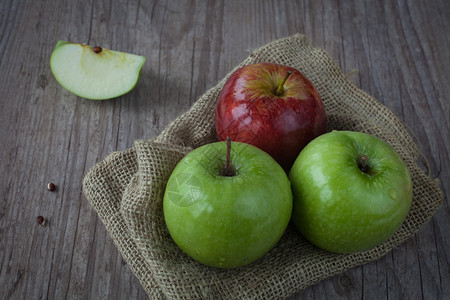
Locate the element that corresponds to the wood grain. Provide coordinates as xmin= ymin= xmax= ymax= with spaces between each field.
xmin=0 ymin=0 xmax=448 ymax=299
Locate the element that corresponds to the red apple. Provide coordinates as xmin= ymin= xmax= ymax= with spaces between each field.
xmin=215 ymin=63 xmax=326 ymax=170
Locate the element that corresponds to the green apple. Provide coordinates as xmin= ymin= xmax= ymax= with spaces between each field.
xmin=163 ymin=139 xmax=293 ymax=268
xmin=289 ymin=130 xmax=412 ymax=254
xmin=50 ymin=41 xmax=145 ymax=100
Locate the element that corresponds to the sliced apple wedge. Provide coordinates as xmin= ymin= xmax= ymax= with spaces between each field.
xmin=50 ymin=41 xmax=145 ymax=100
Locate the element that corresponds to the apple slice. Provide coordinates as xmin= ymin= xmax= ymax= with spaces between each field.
xmin=50 ymin=41 xmax=145 ymax=100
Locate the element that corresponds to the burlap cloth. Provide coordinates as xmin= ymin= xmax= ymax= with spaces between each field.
xmin=82 ymin=34 xmax=444 ymax=299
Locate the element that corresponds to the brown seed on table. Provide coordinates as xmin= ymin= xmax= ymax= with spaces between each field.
xmin=47 ymin=182 xmax=56 ymax=191
xmin=37 ymin=216 xmax=48 ymax=226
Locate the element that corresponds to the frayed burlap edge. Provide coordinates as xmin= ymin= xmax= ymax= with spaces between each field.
xmin=82 ymin=34 xmax=444 ymax=299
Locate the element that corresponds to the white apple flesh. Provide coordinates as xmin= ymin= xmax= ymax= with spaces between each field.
xmin=50 ymin=41 xmax=145 ymax=100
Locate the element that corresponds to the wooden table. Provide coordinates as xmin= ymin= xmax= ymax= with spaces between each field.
xmin=1 ymin=0 xmax=448 ymax=299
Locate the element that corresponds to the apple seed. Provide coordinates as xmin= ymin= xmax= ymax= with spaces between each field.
xmin=47 ymin=182 xmax=56 ymax=191
xmin=92 ymin=46 xmax=102 ymax=54
xmin=37 ymin=216 xmax=48 ymax=226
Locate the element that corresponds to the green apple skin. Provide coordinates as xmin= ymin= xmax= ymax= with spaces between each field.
xmin=163 ymin=141 xmax=293 ymax=268
xmin=289 ymin=131 xmax=412 ymax=254
xmin=50 ymin=41 xmax=145 ymax=100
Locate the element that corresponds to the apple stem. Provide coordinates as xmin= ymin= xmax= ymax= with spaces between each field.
xmin=221 ymin=137 xmax=235 ymax=176
xmin=358 ymin=155 xmax=369 ymax=173
xmin=276 ymin=70 xmax=292 ymax=96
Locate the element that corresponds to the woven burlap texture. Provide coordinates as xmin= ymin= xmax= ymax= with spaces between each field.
xmin=82 ymin=34 xmax=444 ymax=299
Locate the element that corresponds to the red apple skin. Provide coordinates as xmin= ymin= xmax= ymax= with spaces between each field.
xmin=215 ymin=63 xmax=326 ymax=170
